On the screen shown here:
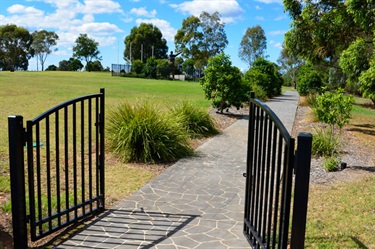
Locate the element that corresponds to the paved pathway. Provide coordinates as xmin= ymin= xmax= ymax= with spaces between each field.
xmin=56 ymin=91 xmax=299 ymax=249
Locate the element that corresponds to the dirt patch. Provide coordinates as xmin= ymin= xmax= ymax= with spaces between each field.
xmin=292 ymin=103 xmax=375 ymax=186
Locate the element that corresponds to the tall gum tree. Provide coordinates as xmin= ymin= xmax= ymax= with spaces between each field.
xmin=238 ymin=25 xmax=267 ymax=68
xmin=31 ymin=30 xmax=59 ymax=71
xmin=73 ymin=34 xmax=101 ymax=72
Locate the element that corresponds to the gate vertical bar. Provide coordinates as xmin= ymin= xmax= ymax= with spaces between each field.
xmin=291 ymin=132 xmax=312 ymax=249
xmin=99 ymin=88 xmax=105 ymax=208
xmin=8 ymin=115 xmax=28 ymax=249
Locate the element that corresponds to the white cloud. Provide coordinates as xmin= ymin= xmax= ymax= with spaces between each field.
xmin=270 ymin=40 xmax=282 ymax=49
xmin=255 ymin=5 xmax=262 ymax=10
xmin=71 ymin=22 xmax=123 ymax=36
xmin=170 ymin=0 xmax=244 ymax=23
xmin=255 ymin=16 xmax=265 ymax=21
xmin=254 ymin=0 xmax=283 ymax=4
xmin=7 ymin=4 xmax=44 ymax=16
xmin=82 ymin=0 xmax=123 ymax=15
xmin=268 ymin=30 xmax=287 ymax=36
xmin=274 ymin=15 xmax=287 ymax=21
xmin=135 ymin=18 xmax=177 ymax=42
xmin=130 ymin=7 xmax=157 ymax=18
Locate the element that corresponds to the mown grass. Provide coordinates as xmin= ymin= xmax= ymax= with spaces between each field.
xmin=305 ymin=176 xmax=375 ymax=248
xmin=302 ymin=95 xmax=375 ymax=248
xmin=0 ymin=71 xmax=210 ymax=209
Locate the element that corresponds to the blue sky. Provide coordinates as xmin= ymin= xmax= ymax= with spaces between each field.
xmin=0 ymin=0 xmax=290 ymax=71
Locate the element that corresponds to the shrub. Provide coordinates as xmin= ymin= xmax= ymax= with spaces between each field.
xmin=251 ymin=84 xmax=268 ymax=101
xmin=323 ymin=155 xmax=341 ymax=172
xmin=107 ymin=101 xmax=193 ymax=163
xmin=313 ymin=88 xmax=354 ymax=132
xmin=305 ymin=92 xmax=319 ymax=108
xmin=244 ymin=58 xmax=283 ymax=98
xmin=169 ymin=101 xmax=219 ymax=138
xmin=200 ymin=52 xmax=249 ymax=113
xmin=312 ymin=127 xmax=340 ymax=157
xmin=297 ymin=64 xmax=324 ymax=96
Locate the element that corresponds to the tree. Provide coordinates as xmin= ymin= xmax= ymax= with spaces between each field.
xmin=58 ymin=60 xmax=69 ymax=71
xmin=45 ymin=64 xmax=57 ymax=71
xmin=339 ymin=38 xmax=373 ymax=93
xmin=239 ymin=25 xmax=267 ymax=68
xmin=87 ymin=60 xmax=103 ymax=72
xmin=358 ymin=61 xmax=375 ymax=105
xmin=0 ymin=24 xmax=33 ymax=71
xmin=283 ymin=0 xmax=361 ymax=68
xmin=199 ymin=11 xmax=228 ymax=58
xmin=174 ymin=15 xmax=203 ymax=60
xmin=73 ymin=34 xmax=101 ymax=72
xmin=156 ymin=59 xmax=171 ymax=79
xmin=68 ymin=57 xmax=83 ymax=71
xmin=144 ymin=57 xmax=157 ymax=78
xmin=31 ymin=30 xmax=59 ymax=71
xmin=296 ymin=64 xmax=324 ymax=96
xmin=277 ymin=45 xmax=304 ymax=87
xmin=200 ymin=53 xmax=248 ymax=113
xmin=124 ymin=23 xmax=168 ymax=63
xmin=131 ymin=59 xmax=144 ymax=76
xmin=244 ymin=57 xmax=284 ymax=98
xmin=174 ymin=11 xmax=228 ymax=73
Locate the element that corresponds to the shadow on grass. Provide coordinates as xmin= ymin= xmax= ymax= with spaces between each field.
xmin=306 ymin=235 xmax=370 ymax=249
xmin=348 ymin=124 xmax=375 ymax=136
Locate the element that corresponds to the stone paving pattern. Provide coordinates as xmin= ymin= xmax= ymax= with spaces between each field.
xmin=56 ymin=91 xmax=299 ymax=249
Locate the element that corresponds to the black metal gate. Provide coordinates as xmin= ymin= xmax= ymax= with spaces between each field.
xmin=8 ymin=89 xmax=105 ymax=248
xmin=244 ymin=92 xmax=312 ymax=248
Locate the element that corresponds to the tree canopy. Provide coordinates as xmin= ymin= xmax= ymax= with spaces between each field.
xmin=73 ymin=34 xmax=101 ymax=72
xmin=283 ymin=0 xmax=375 ymax=103
xmin=124 ymin=23 xmax=168 ymax=63
xmin=200 ymin=53 xmax=248 ymax=113
xmin=175 ymin=11 xmax=228 ymax=75
xmin=238 ymin=25 xmax=267 ymax=68
xmin=31 ymin=30 xmax=59 ymax=71
xmin=0 ymin=24 xmax=33 ymax=71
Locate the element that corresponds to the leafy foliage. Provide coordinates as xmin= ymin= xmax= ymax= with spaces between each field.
xmin=313 ymin=88 xmax=354 ymax=131
xmin=244 ymin=57 xmax=283 ymax=98
xmin=124 ymin=23 xmax=168 ymax=62
xmin=169 ymin=101 xmax=218 ymax=138
xmin=339 ymin=38 xmax=373 ymax=93
xmin=144 ymin=57 xmax=157 ymax=78
xmin=358 ymin=61 xmax=375 ymax=105
xmin=107 ymin=101 xmax=193 ymax=163
xmin=174 ymin=11 xmax=228 ymax=75
xmin=0 ymin=24 xmax=33 ymax=71
xmin=238 ymin=25 xmax=267 ymax=68
xmin=156 ymin=59 xmax=171 ymax=79
xmin=297 ymin=64 xmax=324 ymax=96
xmin=311 ymin=127 xmax=340 ymax=157
xmin=131 ymin=59 xmax=144 ymax=76
xmin=73 ymin=34 xmax=101 ymax=72
xmin=323 ymin=155 xmax=341 ymax=172
xmin=200 ymin=53 xmax=249 ymax=113
xmin=31 ymin=30 xmax=59 ymax=71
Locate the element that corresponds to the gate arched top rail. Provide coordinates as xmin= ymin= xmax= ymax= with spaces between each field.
xmin=31 ymin=88 xmax=104 ymax=123
xmin=249 ymin=92 xmax=291 ymax=142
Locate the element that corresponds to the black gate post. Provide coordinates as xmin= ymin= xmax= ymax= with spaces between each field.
xmin=290 ymin=132 xmax=312 ymax=249
xmin=8 ymin=115 xmax=28 ymax=249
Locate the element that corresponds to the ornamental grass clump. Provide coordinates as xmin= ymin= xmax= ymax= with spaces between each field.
xmin=107 ymin=101 xmax=193 ymax=163
xmin=169 ymin=101 xmax=219 ymax=138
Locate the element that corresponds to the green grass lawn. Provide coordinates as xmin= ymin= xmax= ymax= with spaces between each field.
xmin=0 ymin=71 xmax=210 ymax=200
xmin=0 ymin=71 xmax=209 ymax=153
